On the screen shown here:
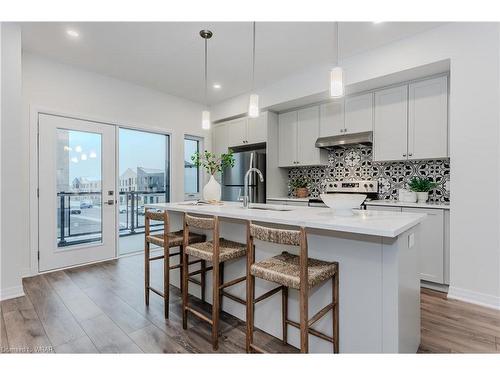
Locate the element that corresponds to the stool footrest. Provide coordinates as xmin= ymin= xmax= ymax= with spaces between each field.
xmin=189 ymin=266 xmax=213 ymax=276
xmin=148 ymin=286 xmax=165 ymax=298
xmin=285 ymin=319 xmax=335 ymax=343
xmin=254 ymin=286 xmax=283 ymax=304
xmin=249 ymin=343 xmax=266 ymax=353
xmin=308 ymin=302 xmax=335 ymax=327
xmin=185 ymin=305 xmax=213 ymax=325
xmin=170 ymin=259 xmax=202 ymax=271
xmin=219 ymin=276 xmax=246 ymax=290
xmin=188 ymin=277 xmax=201 ymax=285
xmin=221 ymin=291 xmax=246 ymax=305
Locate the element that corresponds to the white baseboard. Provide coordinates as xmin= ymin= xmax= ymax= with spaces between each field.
xmin=0 ymin=284 xmax=25 ymax=301
xmin=447 ymin=286 xmax=500 ymax=310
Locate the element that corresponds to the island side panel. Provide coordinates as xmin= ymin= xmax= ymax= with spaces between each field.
xmin=382 ymin=225 xmax=421 ymax=353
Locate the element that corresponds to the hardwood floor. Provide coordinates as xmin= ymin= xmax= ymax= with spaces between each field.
xmin=1 ymin=253 xmax=500 ymax=354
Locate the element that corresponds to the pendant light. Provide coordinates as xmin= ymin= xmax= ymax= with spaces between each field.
xmin=248 ymin=22 xmax=259 ymax=118
xmin=200 ymin=29 xmax=213 ymax=129
xmin=330 ymin=22 xmax=345 ymax=98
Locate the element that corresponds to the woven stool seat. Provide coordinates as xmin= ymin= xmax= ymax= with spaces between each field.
xmin=251 ymin=251 xmax=337 ymax=290
xmin=186 ymin=239 xmax=246 ymax=263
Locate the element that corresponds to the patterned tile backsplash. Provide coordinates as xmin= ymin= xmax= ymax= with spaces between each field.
xmin=288 ymin=146 xmax=450 ymax=203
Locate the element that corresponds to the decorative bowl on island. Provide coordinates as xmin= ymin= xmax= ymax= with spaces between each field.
xmin=319 ymin=193 xmax=367 ymax=216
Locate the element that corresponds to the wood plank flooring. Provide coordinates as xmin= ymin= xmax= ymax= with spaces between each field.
xmin=1 ymin=253 xmax=500 ymax=353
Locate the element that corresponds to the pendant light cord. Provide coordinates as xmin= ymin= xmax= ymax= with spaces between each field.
xmin=335 ymin=22 xmax=340 ymax=65
xmin=252 ymin=21 xmax=256 ymax=91
xmin=204 ymin=36 xmax=208 ymax=106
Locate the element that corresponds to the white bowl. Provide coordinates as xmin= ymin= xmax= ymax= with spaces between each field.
xmin=320 ymin=193 xmax=367 ymax=216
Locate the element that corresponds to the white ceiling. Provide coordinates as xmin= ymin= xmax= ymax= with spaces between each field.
xmin=20 ymin=22 xmax=444 ymax=105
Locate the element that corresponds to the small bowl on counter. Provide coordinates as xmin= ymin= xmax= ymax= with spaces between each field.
xmin=319 ymin=193 xmax=367 ymax=216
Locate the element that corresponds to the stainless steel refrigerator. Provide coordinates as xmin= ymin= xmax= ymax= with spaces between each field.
xmin=221 ymin=149 xmax=266 ymax=203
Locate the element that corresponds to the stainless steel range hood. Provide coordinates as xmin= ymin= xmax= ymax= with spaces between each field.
xmin=315 ymin=131 xmax=373 ymax=149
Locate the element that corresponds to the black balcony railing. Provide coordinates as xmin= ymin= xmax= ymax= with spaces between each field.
xmin=57 ymin=190 xmax=168 ymax=247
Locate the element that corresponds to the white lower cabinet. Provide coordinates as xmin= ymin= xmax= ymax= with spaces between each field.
xmin=403 ymin=207 xmax=445 ymax=284
xmin=366 ymin=204 xmax=449 ymax=285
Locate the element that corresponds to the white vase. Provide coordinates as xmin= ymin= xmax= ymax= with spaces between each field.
xmin=203 ymin=175 xmax=221 ymax=202
xmin=416 ymin=192 xmax=429 ymax=203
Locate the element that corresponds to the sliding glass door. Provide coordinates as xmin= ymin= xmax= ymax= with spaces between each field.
xmin=38 ymin=114 xmax=171 ymax=270
xmin=118 ymin=128 xmax=170 ymax=255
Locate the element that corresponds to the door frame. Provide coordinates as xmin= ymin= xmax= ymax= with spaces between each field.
xmin=29 ymin=105 xmax=174 ymax=275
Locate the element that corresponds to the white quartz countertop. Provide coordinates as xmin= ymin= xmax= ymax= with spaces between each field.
xmin=365 ymin=200 xmax=450 ymax=210
xmin=146 ymin=201 xmax=426 ymax=238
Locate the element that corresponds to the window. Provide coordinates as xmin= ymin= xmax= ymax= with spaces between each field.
xmin=184 ymin=136 xmax=202 ymax=199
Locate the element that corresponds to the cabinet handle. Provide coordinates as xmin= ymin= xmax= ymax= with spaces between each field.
xmin=403 ymin=153 xmax=407 ymax=157
xmin=408 ymin=153 xmax=413 ymax=157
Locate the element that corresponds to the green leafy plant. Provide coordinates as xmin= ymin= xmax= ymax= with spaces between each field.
xmin=290 ymin=177 xmax=310 ymax=190
xmin=191 ymin=150 xmax=235 ymax=176
xmin=408 ymin=177 xmax=437 ymax=192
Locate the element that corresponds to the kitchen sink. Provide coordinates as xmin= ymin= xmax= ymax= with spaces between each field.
xmin=244 ymin=204 xmax=293 ymax=211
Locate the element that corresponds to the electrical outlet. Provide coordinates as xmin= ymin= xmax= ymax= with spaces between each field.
xmin=408 ymin=233 xmax=415 ymax=248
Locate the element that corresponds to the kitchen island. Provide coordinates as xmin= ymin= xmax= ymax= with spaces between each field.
xmin=146 ymin=201 xmax=426 ymax=353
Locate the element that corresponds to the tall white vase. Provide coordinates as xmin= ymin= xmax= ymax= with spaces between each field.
xmin=203 ymin=175 xmax=221 ymax=202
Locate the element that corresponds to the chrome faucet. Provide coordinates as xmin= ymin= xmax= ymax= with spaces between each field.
xmin=242 ymin=167 xmax=264 ymax=208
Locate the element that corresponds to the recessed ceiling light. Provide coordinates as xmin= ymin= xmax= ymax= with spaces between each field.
xmin=373 ymin=21 xmax=384 ymax=24
xmin=213 ymin=83 xmax=221 ymax=89
xmin=66 ymin=29 xmax=80 ymax=38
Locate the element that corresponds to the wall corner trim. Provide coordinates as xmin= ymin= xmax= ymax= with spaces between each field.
xmin=447 ymin=286 xmax=500 ymax=311
xmin=0 ymin=284 xmax=25 ymax=301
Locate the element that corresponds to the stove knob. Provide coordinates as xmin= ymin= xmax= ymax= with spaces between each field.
xmin=369 ymin=183 xmax=374 ymax=188
xmin=363 ymin=183 xmax=368 ymax=188
xmin=333 ymin=184 xmax=337 ymax=188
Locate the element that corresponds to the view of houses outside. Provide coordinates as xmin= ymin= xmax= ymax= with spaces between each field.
xmin=55 ymin=127 xmax=170 ymax=253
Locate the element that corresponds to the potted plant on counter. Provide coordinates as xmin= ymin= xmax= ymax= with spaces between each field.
xmin=191 ymin=150 xmax=235 ymax=202
xmin=408 ymin=177 xmax=437 ymax=203
xmin=290 ymin=177 xmax=310 ymax=198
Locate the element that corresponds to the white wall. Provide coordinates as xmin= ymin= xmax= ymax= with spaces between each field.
xmin=1 ymin=23 xmax=25 ymax=300
xmin=0 ymin=50 xmax=209 ymax=298
xmin=212 ymin=22 xmax=500 ymax=308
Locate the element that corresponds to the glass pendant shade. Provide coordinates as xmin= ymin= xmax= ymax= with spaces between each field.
xmin=248 ymin=94 xmax=259 ymax=118
xmin=330 ymin=66 xmax=344 ymax=98
xmin=201 ymin=110 xmax=211 ymax=130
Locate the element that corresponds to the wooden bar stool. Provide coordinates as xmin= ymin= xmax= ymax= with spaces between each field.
xmin=246 ymin=222 xmax=339 ymax=353
xmin=144 ymin=209 xmax=206 ymax=319
xmin=182 ymin=213 xmax=247 ymax=350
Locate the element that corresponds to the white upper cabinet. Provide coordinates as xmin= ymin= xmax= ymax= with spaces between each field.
xmin=278 ymin=106 xmax=327 ymax=167
xmin=226 ymin=117 xmax=248 ymax=147
xmin=408 ymin=76 xmax=448 ymax=160
xmin=297 ymin=106 xmax=322 ymax=166
xmin=247 ymin=112 xmax=268 ymax=144
xmin=278 ymin=111 xmax=298 ymax=167
xmin=373 ymin=85 xmax=408 ymax=162
xmin=213 ymin=123 xmax=228 ymax=155
xmin=319 ymin=101 xmax=344 ymax=137
xmin=344 ymin=92 xmax=373 ymax=134
xmin=217 ymin=112 xmax=269 ymax=149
